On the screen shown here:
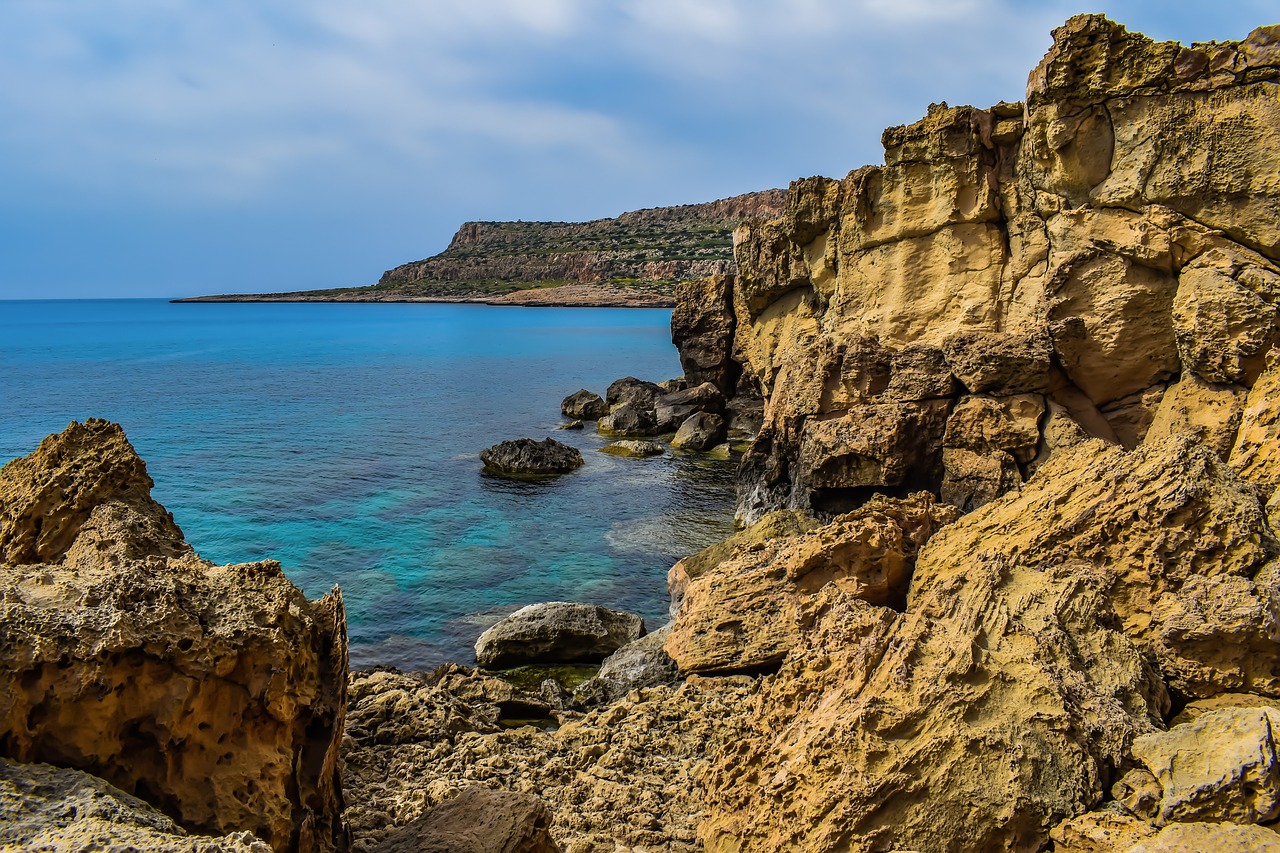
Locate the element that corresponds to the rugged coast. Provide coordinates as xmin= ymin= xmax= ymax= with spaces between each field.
xmin=4 ymin=13 xmax=1280 ymax=853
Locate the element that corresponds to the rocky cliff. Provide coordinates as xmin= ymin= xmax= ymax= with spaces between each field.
xmin=696 ymin=15 xmax=1280 ymax=525
xmin=0 ymin=420 xmax=349 ymax=853
xmin=378 ymin=191 xmax=786 ymax=298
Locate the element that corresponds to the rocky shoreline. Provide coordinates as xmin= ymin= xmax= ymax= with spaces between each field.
xmin=5 ymin=13 xmax=1280 ymax=853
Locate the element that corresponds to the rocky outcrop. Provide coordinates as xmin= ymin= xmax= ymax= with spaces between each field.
xmin=0 ymin=420 xmax=349 ymax=853
xmin=670 ymin=275 xmax=740 ymax=395
xmin=370 ymin=787 xmax=559 ymax=853
xmin=1 ymin=758 xmax=272 ymax=853
xmin=474 ymin=603 xmax=645 ymax=668
xmin=560 ymin=390 xmax=609 ymax=421
xmin=480 ymin=438 xmax=584 ymax=477
xmin=342 ymin=667 xmax=756 ymax=853
xmin=378 ymin=192 xmax=786 ymax=294
xmin=716 ymin=15 xmax=1280 ymax=524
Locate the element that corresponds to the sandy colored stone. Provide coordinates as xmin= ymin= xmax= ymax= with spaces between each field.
xmin=1125 ymin=821 xmax=1280 ymax=853
xmin=665 ymin=494 xmax=958 ymax=675
xmin=699 ymin=557 xmax=1167 ymax=852
xmin=1173 ymin=250 xmax=1279 ymax=385
xmin=343 ymin=671 xmax=756 ymax=853
xmin=1143 ymin=374 xmax=1246 ymax=460
xmin=1231 ymin=348 xmax=1280 ymax=501
xmin=0 ymin=421 xmax=349 ymax=853
xmin=941 ymin=329 xmax=1052 ymax=394
xmin=0 ymin=758 xmax=272 ymax=853
xmin=916 ymin=434 xmax=1279 ymax=698
xmin=1100 ymin=384 xmax=1168 ymax=449
xmin=1132 ymin=706 xmax=1280 ymax=825
xmin=1049 ymin=810 xmax=1157 ymax=853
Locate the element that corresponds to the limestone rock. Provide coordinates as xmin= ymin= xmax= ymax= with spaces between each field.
xmin=666 ymin=494 xmax=958 ymax=675
xmin=699 ymin=558 xmax=1168 ymax=852
xmin=342 ymin=671 xmax=756 ymax=853
xmin=1173 ymin=249 xmax=1279 ymax=385
xmin=560 ymin=390 xmax=608 ymax=421
xmin=671 ymin=275 xmax=740 ymax=395
xmin=1144 ymin=374 xmax=1245 ymax=460
xmin=475 ymin=602 xmax=645 ymax=668
xmin=573 ymin=625 xmax=680 ymax=707
xmin=0 ymin=421 xmax=349 ymax=853
xmin=916 ymin=434 xmax=1280 ymax=698
xmin=480 ymin=438 xmax=584 ymax=477
xmin=599 ymin=440 xmax=665 ymax=458
xmin=0 ymin=758 xmax=272 ymax=853
xmin=1049 ymin=810 xmax=1157 ymax=853
xmin=942 ymin=330 xmax=1052 ymax=394
xmin=1231 ymin=348 xmax=1280 ymax=501
xmin=1131 ymin=706 xmax=1280 ymax=825
xmin=370 ymin=787 xmax=559 ymax=853
xmin=1126 ymin=822 xmax=1280 ymax=853
xmin=0 ymin=418 xmax=188 ymax=566
xmin=671 ymin=412 xmax=727 ymax=452
xmin=666 ymin=509 xmax=819 ymax=615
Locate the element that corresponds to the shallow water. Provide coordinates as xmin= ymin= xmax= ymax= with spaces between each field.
xmin=0 ymin=299 xmax=737 ymax=668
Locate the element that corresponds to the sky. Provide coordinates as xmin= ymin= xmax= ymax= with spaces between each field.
xmin=1 ymin=1 xmax=1274 ymax=299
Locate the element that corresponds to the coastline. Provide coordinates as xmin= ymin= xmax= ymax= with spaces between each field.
xmin=170 ymin=282 xmax=676 ymax=308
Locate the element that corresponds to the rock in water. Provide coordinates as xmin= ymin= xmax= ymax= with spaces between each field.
xmin=605 ymin=377 xmax=664 ymax=410
xmin=599 ymin=440 xmax=665 ymax=458
xmin=480 ymin=437 xmax=584 ymax=477
xmin=0 ymin=420 xmax=348 ymax=853
xmin=671 ymin=412 xmax=727 ymax=451
xmin=370 ymin=787 xmax=559 ymax=853
xmin=560 ymin=389 xmax=609 ymax=421
xmin=671 ymin=275 xmax=740 ymax=395
xmin=475 ymin=602 xmax=645 ymax=668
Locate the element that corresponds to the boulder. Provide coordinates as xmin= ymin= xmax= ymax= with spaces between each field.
xmin=1131 ymin=706 xmax=1280 ymax=825
xmin=0 ymin=420 xmax=348 ymax=853
xmin=475 ymin=602 xmax=645 ymax=668
xmin=480 ymin=438 xmax=584 ymax=477
xmin=370 ymin=787 xmax=559 ymax=853
xmin=671 ymin=412 xmax=727 ymax=452
xmin=605 ymin=377 xmax=664 ymax=410
xmin=0 ymin=758 xmax=272 ymax=853
xmin=666 ymin=494 xmax=958 ymax=675
xmin=654 ymin=381 xmax=727 ymax=431
xmin=560 ymin=390 xmax=609 ymax=421
xmin=599 ymin=440 xmax=665 ymax=458
xmin=597 ymin=403 xmax=661 ymax=437
xmin=941 ymin=330 xmax=1053 ymax=395
xmin=573 ymin=625 xmax=680 ymax=707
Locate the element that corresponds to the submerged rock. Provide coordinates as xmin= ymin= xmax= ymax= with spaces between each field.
xmin=480 ymin=437 xmax=584 ymax=477
xmin=600 ymin=440 xmax=665 ymax=457
xmin=0 ymin=420 xmax=348 ymax=853
xmin=475 ymin=602 xmax=645 ymax=668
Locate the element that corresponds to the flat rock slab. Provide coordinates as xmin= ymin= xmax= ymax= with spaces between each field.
xmin=480 ymin=438 xmax=584 ymax=477
xmin=476 ymin=602 xmax=645 ymax=668
xmin=600 ymin=440 xmax=665 ymax=458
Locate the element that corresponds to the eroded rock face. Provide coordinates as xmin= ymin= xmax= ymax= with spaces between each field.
xmin=665 ymin=493 xmax=958 ymax=675
xmin=722 ymin=15 xmax=1280 ymax=522
xmin=0 ymin=420 xmax=349 ymax=853
xmin=0 ymin=758 xmax=272 ymax=853
xmin=474 ymin=602 xmax=645 ymax=668
xmin=671 ymin=275 xmax=740 ymax=395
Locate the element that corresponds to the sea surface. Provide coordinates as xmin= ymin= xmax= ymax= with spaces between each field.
xmin=0 ymin=299 xmax=738 ymax=668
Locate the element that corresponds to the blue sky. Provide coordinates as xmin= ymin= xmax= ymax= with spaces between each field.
xmin=1 ymin=1 xmax=1274 ymax=299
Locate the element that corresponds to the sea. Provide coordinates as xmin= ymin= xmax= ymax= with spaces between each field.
xmin=0 ymin=299 xmax=738 ymax=669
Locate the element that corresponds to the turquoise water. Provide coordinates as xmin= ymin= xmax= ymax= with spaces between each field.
xmin=0 ymin=300 xmax=737 ymax=668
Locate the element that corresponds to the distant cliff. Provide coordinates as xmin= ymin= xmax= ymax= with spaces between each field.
xmin=174 ymin=190 xmax=785 ymax=305
xmin=377 ymin=190 xmax=786 ymax=299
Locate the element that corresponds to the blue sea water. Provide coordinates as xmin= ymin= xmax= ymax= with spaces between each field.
xmin=0 ymin=299 xmax=738 ymax=668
